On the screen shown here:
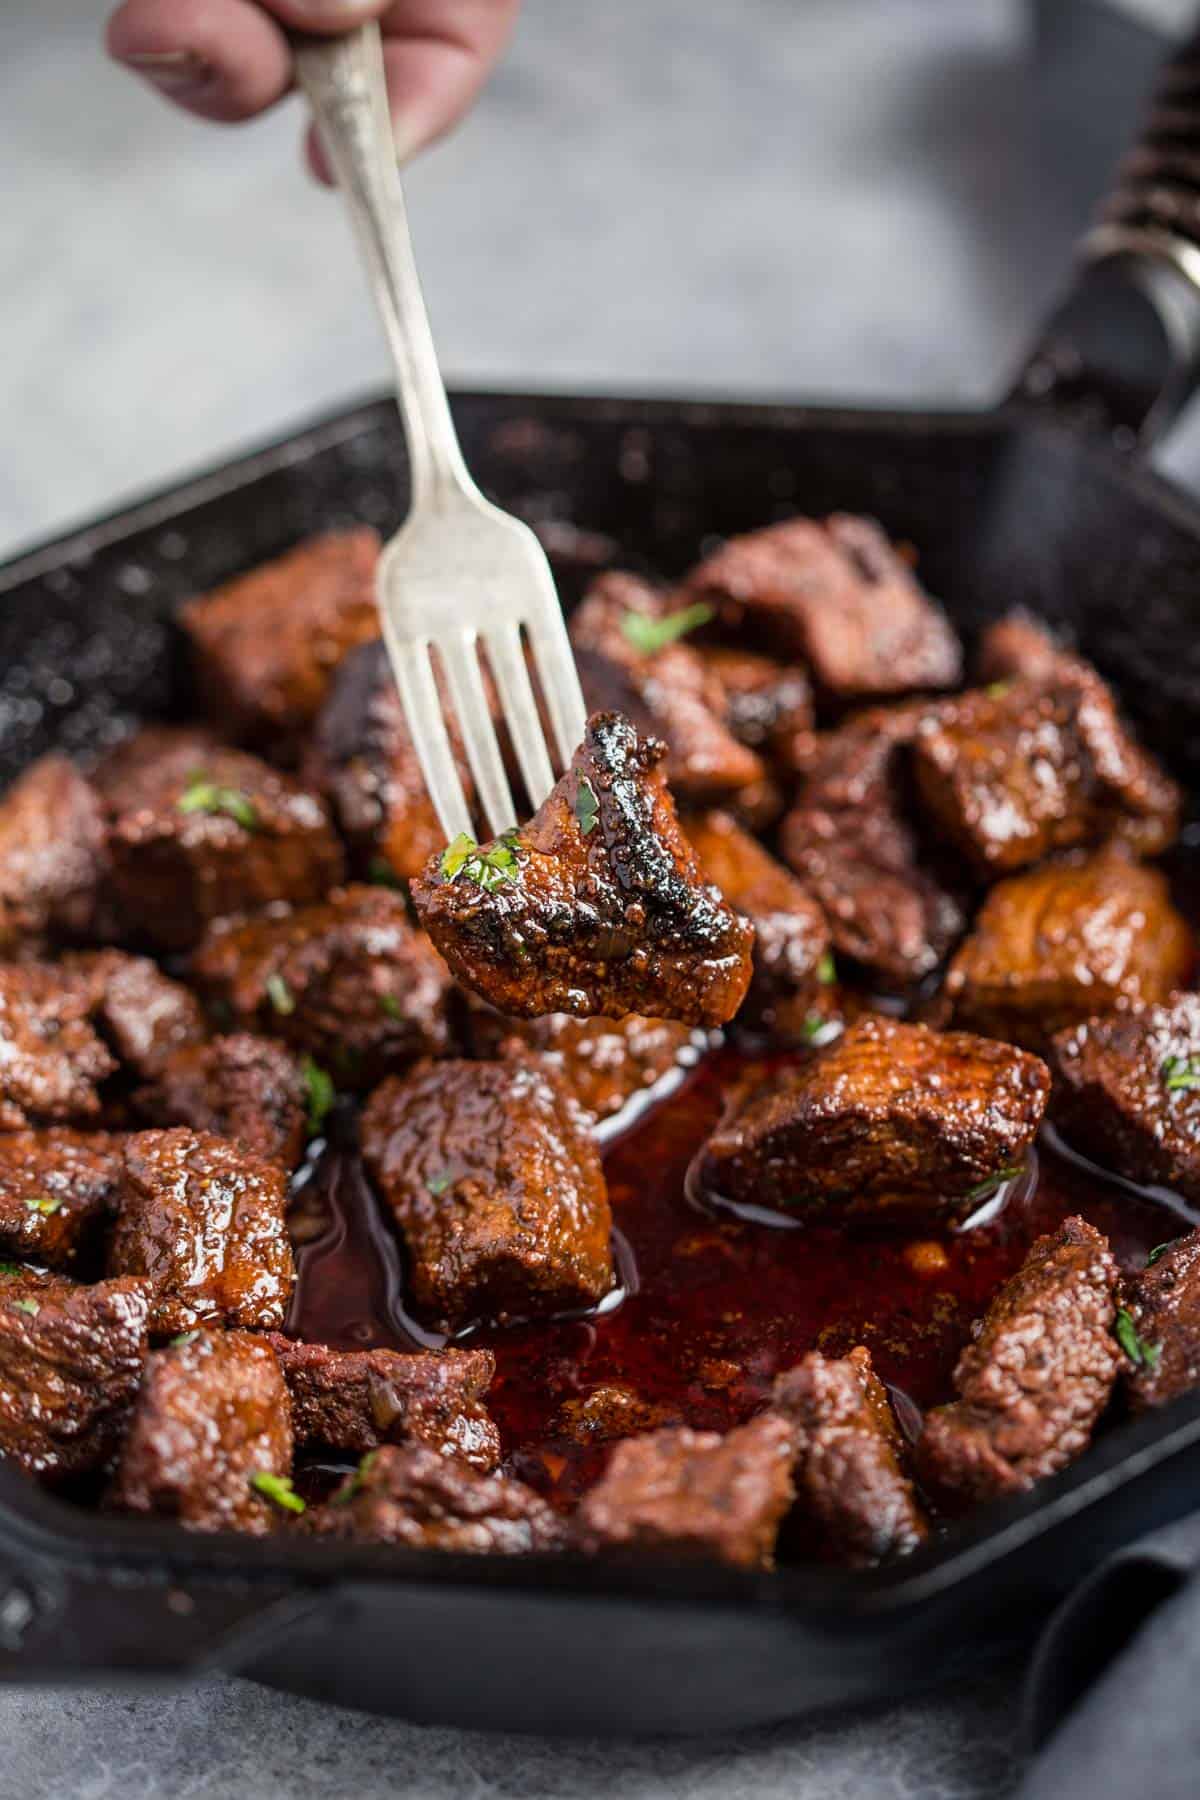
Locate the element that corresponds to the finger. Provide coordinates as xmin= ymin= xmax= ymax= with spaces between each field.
xmin=257 ymin=0 xmax=394 ymax=32
xmin=107 ymin=0 xmax=291 ymax=123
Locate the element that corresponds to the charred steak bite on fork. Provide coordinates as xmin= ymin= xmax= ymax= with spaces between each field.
xmin=412 ymin=712 xmax=755 ymax=1028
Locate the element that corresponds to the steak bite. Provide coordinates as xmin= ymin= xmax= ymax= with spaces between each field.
xmin=192 ymin=885 xmax=451 ymax=1088
xmin=0 ymin=1272 xmax=151 ymax=1478
xmin=975 ymin=610 xmax=1079 ymax=686
xmin=135 ymin=1034 xmax=307 ymax=1171
xmin=912 ymin=672 xmax=1180 ymax=876
xmin=683 ymin=514 xmax=962 ymax=697
xmin=773 ymin=1348 xmax=928 ymax=1566
xmin=61 ymin=950 xmax=207 ymax=1081
xmin=0 ymin=1130 xmax=124 ymax=1268
xmin=305 ymin=1444 xmax=565 ymax=1553
xmin=264 ymin=1335 xmax=500 ymax=1467
xmin=573 ymin=1414 xmax=798 ymax=1569
xmin=781 ymin=703 xmax=965 ymax=986
xmin=362 ymin=1059 xmax=613 ymax=1331
xmin=684 ymin=809 xmax=831 ymax=1009
xmin=917 ymin=1217 xmax=1120 ymax=1510
xmin=0 ymin=964 xmax=117 ymax=1130
xmin=108 ymin=1128 xmax=294 ymax=1334
xmin=701 ymin=1015 xmax=1049 ymax=1222
xmin=180 ymin=527 xmax=381 ymax=749
xmin=92 ymin=727 xmax=345 ymax=951
xmin=698 ymin=646 xmax=817 ymax=774
xmin=0 ymin=755 xmax=106 ymax=951
xmin=412 ymin=712 xmax=755 ymax=1028
xmin=1120 ymin=1230 xmax=1200 ymax=1411
xmin=467 ymin=1007 xmax=699 ymax=1131
xmin=109 ymin=1331 xmax=293 ymax=1535
xmin=944 ymin=845 xmax=1190 ymax=1052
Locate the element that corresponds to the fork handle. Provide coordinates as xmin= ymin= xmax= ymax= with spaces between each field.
xmin=293 ymin=25 xmax=475 ymax=510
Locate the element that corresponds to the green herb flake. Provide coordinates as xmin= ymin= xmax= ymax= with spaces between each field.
xmin=333 ymin=1450 xmax=379 ymax=1506
xmin=23 ymin=1195 xmax=62 ymax=1216
xmin=10 ymin=1299 xmax=39 ymax=1317
xmin=1147 ymin=1242 xmax=1174 ymax=1267
xmin=984 ymin=680 xmax=1012 ymax=700
xmin=368 ymin=857 xmax=401 ymax=889
xmin=816 ymin=951 xmax=836 ymax=986
xmin=799 ymin=1012 xmax=841 ymax=1048
xmin=620 ymin=601 xmax=714 ymax=657
xmin=265 ymin=973 xmax=295 ymax=1016
xmin=177 ymin=773 xmax=259 ymax=832
xmin=427 ymin=1168 xmax=453 ymax=1197
xmin=378 ymin=993 xmax=403 ymax=1021
xmin=169 ymin=1331 xmax=200 ymax=1348
xmin=0 ymin=1264 xmax=25 ymax=1279
xmin=1114 ymin=1307 xmax=1162 ymax=1371
xmin=575 ymin=775 xmax=600 ymax=836
xmin=1162 ymin=1054 xmax=1200 ymax=1093
xmin=964 ymin=1163 xmax=1024 ymax=1205
xmin=438 ymin=830 xmax=520 ymax=893
xmin=249 ymin=1471 xmax=306 ymax=1515
xmin=301 ymin=1057 xmax=335 ymax=1138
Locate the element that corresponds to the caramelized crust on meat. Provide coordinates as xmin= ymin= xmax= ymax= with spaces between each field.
xmin=412 ymin=712 xmax=755 ymax=1027
xmin=1121 ymin=1229 xmax=1200 ymax=1411
xmin=0 ymin=1130 xmax=124 ymax=1268
xmin=467 ymin=1006 xmax=699 ymax=1131
xmin=135 ymin=1034 xmax=307 ymax=1171
xmin=0 ymin=756 xmax=106 ymax=951
xmin=0 ymin=964 xmax=116 ymax=1130
xmin=698 ymin=646 xmax=817 ymax=773
xmin=917 ymin=1217 xmax=1120 ymax=1509
xmin=306 ymin=1444 xmax=565 ymax=1552
xmin=61 ymin=949 xmax=207 ymax=1081
xmin=684 ymin=809 xmax=831 ymax=1008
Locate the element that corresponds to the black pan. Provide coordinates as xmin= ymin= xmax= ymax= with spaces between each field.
xmin=5 ymin=32 xmax=1200 ymax=1741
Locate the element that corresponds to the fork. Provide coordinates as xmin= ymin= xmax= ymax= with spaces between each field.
xmin=293 ymin=24 xmax=586 ymax=843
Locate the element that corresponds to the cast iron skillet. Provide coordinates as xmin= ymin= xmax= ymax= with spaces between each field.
xmin=4 ymin=35 xmax=1200 ymax=1741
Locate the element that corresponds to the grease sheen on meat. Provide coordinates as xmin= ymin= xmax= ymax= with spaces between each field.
xmin=467 ymin=1005 xmax=700 ymax=1131
xmin=1121 ymin=1229 xmax=1200 ymax=1411
xmin=0 ymin=1129 xmax=124 ymax=1268
xmin=306 ymin=1444 xmax=565 ymax=1553
xmin=135 ymin=1033 xmax=307 ymax=1171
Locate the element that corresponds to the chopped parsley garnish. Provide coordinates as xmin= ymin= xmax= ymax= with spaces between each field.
xmin=439 ymin=830 xmax=520 ymax=893
xmin=575 ymin=775 xmax=600 ymax=836
xmin=249 ymin=1471 xmax=306 ymax=1515
xmin=816 ymin=951 xmax=836 ymax=986
xmin=333 ymin=1450 xmax=378 ymax=1505
xmin=964 ymin=1163 xmax=1024 ymax=1205
xmin=427 ymin=1168 xmax=453 ymax=1197
xmin=1162 ymin=1054 xmax=1200 ymax=1092
xmin=23 ymin=1196 xmax=61 ymax=1216
xmin=620 ymin=601 xmax=714 ymax=657
xmin=0 ymin=1264 xmax=25 ymax=1278
xmin=10 ymin=1299 xmax=39 ymax=1317
xmin=177 ymin=773 xmax=258 ymax=832
xmin=1147 ymin=1242 xmax=1174 ymax=1267
xmin=170 ymin=1331 xmax=200 ymax=1348
xmin=1114 ymin=1307 xmax=1161 ymax=1371
xmin=984 ymin=680 xmax=1011 ymax=700
xmin=368 ymin=857 xmax=401 ymax=889
xmin=378 ymin=993 xmax=403 ymax=1021
xmin=266 ymin=974 xmax=295 ymax=1016
xmin=300 ymin=1057 xmax=335 ymax=1138
xmin=799 ymin=1012 xmax=841 ymax=1048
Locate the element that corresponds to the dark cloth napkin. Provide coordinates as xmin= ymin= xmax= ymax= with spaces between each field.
xmin=1016 ymin=1514 xmax=1200 ymax=1798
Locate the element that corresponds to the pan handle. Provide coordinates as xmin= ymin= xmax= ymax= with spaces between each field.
xmin=1015 ymin=28 xmax=1200 ymax=447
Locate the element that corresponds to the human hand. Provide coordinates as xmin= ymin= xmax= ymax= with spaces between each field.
xmin=106 ymin=0 xmax=521 ymax=179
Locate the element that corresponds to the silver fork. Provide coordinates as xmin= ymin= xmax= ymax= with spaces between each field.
xmin=294 ymin=24 xmax=586 ymax=842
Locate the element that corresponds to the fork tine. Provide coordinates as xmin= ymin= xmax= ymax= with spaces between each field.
xmin=437 ymin=634 xmax=518 ymax=837
xmin=483 ymin=624 xmax=556 ymax=811
xmin=383 ymin=630 xmax=473 ymax=843
xmin=526 ymin=607 xmax=588 ymax=772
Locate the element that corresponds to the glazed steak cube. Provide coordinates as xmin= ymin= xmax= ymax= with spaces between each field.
xmin=701 ymin=1015 xmax=1049 ymax=1221
xmin=573 ymin=1415 xmax=797 ymax=1569
xmin=0 ymin=964 xmax=116 ymax=1130
xmin=917 ymin=1217 xmax=1120 ymax=1510
xmin=698 ymin=647 xmax=816 ymax=774
xmin=110 ymin=1331 xmax=293 ymax=1535
xmin=1120 ymin=1229 xmax=1200 ymax=1411
xmin=781 ymin=704 xmax=964 ymax=986
xmin=0 ymin=1130 xmax=124 ymax=1268
xmin=192 ymin=885 xmax=451 ymax=1089
xmin=683 ymin=514 xmax=961 ymax=697
xmin=61 ymin=949 xmax=207 ymax=1081
xmin=108 ymin=1128 xmax=294 ymax=1334
xmin=93 ymin=727 xmax=345 ymax=950
xmin=468 ymin=1007 xmax=699 ymax=1132
xmin=361 ymin=1059 xmax=613 ymax=1332
xmin=306 ymin=1444 xmax=564 ymax=1552
xmin=0 ymin=755 xmax=106 ymax=951
xmin=913 ymin=672 xmax=1180 ymax=876
xmin=685 ymin=809 xmax=831 ymax=1004
xmin=0 ymin=1273 xmax=151 ymax=1477
xmin=180 ymin=528 xmax=381 ymax=747
xmin=945 ymin=846 xmax=1191 ymax=1051
xmin=773 ymin=1349 xmax=928 ymax=1566
xmin=412 ymin=712 xmax=755 ymax=1028
xmin=136 ymin=1033 xmax=307 ymax=1171
xmin=975 ymin=610 xmax=1080 ymax=686
xmin=264 ymin=1335 xmax=500 ymax=1467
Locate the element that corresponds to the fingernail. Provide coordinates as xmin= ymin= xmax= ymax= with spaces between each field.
xmin=287 ymin=0 xmax=370 ymax=18
xmin=120 ymin=50 xmax=214 ymax=93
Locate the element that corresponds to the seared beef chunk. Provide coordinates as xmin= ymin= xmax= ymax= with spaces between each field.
xmin=467 ymin=1007 xmax=698 ymax=1131
xmin=0 ymin=756 xmax=106 ymax=950
xmin=683 ymin=514 xmax=961 ymax=697
xmin=265 ymin=1335 xmax=500 ymax=1467
xmin=698 ymin=647 xmax=817 ymax=773
xmin=945 ymin=845 xmax=1190 ymax=1051
xmin=306 ymin=1444 xmax=564 ymax=1552
xmin=0 ymin=1130 xmax=124 ymax=1268
xmin=773 ymin=1348 xmax=928 ymax=1565
xmin=702 ymin=1015 xmax=1049 ymax=1222
xmin=1050 ymin=996 xmax=1200 ymax=1203
xmin=110 ymin=1331 xmax=293 ymax=1535
xmin=362 ymin=1059 xmax=612 ymax=1331
xmin=573 ymin=1415 xmax=797 ymax=1568
xmin=413 ymin=712 xmax=755 ymax=1028
xmin=917 ymin=1217 xmax=1120 ymax=1510
xmin=781 ymin=704 xmax=964 ymax=986
xmin=108 ymin=1128 xmax=294 ymax=1334
xmin=570 ymin=574 xmax=765 ymax=801
xmin=913 ymin=673 xmax=1180 ymax=876
xmin=0 ymin=964 xmax=116 ymax=1130
xmin=61 ymin=950 xmax=207 ymax=1081
xmin=180 ymin=528 xmax=380 ymax=748
xmin=685 ymin=809 xmax=831 ymax=1010
xmin=1120 ymin=1230 xmax=1200 ymax=1411
xmin=192 ymin=885 xmax=451 ymax=1088
xmin=135 ymin=1034 xmax=306 ymax=1171
xmin=0 ymin=1273 xmax=150 ymax=1477
xmin=305 ymin=637 xmax=475 ymax=885
xmin=976 ymin=611 xmax=1079 ymax=686
xmin=92 ymin=728 xmax=345 ymax=951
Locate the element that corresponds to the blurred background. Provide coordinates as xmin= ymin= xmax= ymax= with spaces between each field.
xmin=2 ymin=0 xmax=1195 ymax=561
